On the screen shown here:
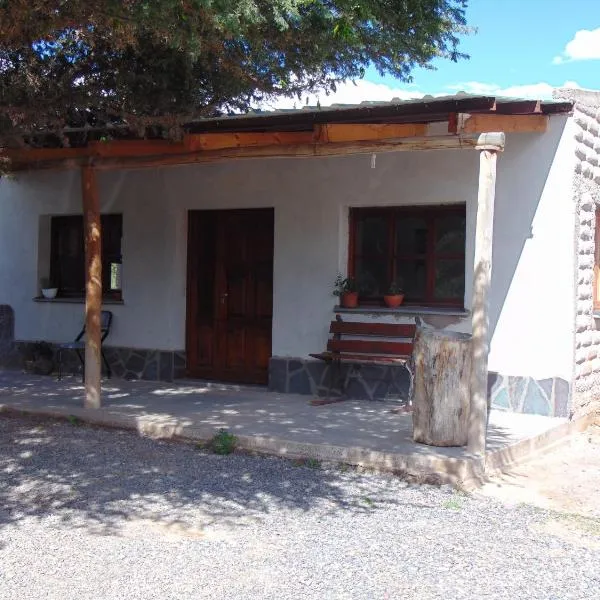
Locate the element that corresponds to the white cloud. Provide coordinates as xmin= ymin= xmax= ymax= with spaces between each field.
xmin=257 ymin=77 xmax=582 ymax=110
xmin=447 ymin=80 xmax=581 ymax=100
xmin=259 ymin=79 xmax=426 ymax=110
xmin=554 ymin=28 xmax=600 ymax=64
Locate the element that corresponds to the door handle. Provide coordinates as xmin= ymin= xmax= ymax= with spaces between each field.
xmin=220 ymin=293 xmax=228 ymax=304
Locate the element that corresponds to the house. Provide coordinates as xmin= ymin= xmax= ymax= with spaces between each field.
xmin=0 ymin=89 xmax=598 ymax=431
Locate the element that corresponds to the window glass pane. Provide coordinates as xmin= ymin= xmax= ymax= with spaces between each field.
xmin=356 ymin=256 xmax=388 ymax=297
xmin=395 ymin=216 xmax=427 ymax=255
xmin=396 ymin=259 xmax=426 ymax=301
xmin=434 ymin=259 xmax=465 ymax=300
xmin=356 ymin=215 xmax=388 ymax=256
xmin=435 ymin=214 xmax=465 ymax=254
xmin=50 ymin=214 xmax=122 ymax=298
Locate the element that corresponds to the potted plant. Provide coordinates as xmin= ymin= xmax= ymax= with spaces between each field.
xmin=333 ymin=273 xmax=359 ymax=308
xmin=384 ymin=280 xmax=404 ymax=308
xmin=40 ymin=277 xmax=58 ymax=299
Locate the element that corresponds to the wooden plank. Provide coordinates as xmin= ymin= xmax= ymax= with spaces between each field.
xmin=81 ymin=165 xmax=102 ymax=409
xmin=318 ymin=123 xmax=427 ymax=143
xmin=6 ymin=133 xmax=497 ymax=172
xmin=329 ymin=321 xmax=416 ymax=338
xmin=459 ymin=113 xmax=548 ymax=134
xmin=448 ymin=113 xmax=458 ymax=134
xmin=494 ymin=100 xmax=541 ymax=114
xmin=88 ymin=140 xmax=187 ymax=157
xmin=310 ymin=352 xmax=410 ymax=364
xmin=184 ymin=131 xmax=314 ymax=151
xmin=468 ymin=146 xmax=499 ymax=455
xmin=541 ymin=101 xmax=573 ymax=114
xmin=4 ymin=146 xmax=90 ymax=163
xmin=93 ymin=134 xmax=490 ymax=171
xmin=327 ymin=339 xmax=413 ymax=356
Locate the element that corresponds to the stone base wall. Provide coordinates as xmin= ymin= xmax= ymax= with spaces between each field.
xmin=0 ymin=305 xmax=15 ymax=365
xmin=488 ymin=372 xmax=570 ymax=417
xmin=270 ymin=357 xmax=572 ymax=416
xmin=4 ymin=341 xmax=186 ymax=382
xmin=268 ymin=357 xmax=411 ymax=402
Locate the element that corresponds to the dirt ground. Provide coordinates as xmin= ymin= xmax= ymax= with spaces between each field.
xmin=479 ymin=424 xmax=600 ymax=517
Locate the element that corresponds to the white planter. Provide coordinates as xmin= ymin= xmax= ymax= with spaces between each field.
xmin=41 ymin=288 xmax=58 ymax=299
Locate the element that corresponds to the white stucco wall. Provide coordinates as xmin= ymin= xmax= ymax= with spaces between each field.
xmin=0 ymin=114 xmax=575 ymax=382
xmin=488 ymin=115 xmax=577 ymax=381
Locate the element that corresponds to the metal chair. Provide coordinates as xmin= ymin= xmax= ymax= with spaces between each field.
xmin=57 ymin=310 xmax=113 ymax=380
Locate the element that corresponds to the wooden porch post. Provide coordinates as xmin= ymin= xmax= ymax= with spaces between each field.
xmin=81 ymin=164 xmax=102 ymax=409
xmin=468 ymin=133 xmax=505 ymax=455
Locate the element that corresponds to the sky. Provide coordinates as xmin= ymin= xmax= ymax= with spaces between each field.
xmin=267 ymin=0 xmax=600 ymax=108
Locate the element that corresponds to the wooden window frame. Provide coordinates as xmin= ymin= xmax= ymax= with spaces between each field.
xmin=50 ymin=214 xmax=123 ymax=301
xmin=348 ymin=205 xmax=466 ymax=308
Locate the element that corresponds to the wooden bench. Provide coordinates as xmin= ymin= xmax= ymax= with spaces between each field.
xmin=309 ymin=315 xmax=416 ymax=404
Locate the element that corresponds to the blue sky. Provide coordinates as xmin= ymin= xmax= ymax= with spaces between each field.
xmin=270 ymin=0 xmax=600 ymax=107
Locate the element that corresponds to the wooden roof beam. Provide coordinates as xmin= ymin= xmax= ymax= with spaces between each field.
xmin=3 ymin=130 xmax=507 ymax=172
xmin=455 ymin=113 xmax=548 ymax=134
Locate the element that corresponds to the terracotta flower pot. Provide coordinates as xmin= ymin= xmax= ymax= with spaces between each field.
xmin=340 ymin=292 xmax=359 ymax=308
xmin=384 ymin=294 xmax=404 ymax=308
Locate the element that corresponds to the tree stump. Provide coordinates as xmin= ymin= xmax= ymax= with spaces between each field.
xmin=411 ymin=322 xmax=472 ymax=447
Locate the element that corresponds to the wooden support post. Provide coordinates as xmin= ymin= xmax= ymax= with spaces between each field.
xmin=468 ymin=132 xmax=505 ymax=455
xmin=81 ymin=165 xmax=102 ymax=409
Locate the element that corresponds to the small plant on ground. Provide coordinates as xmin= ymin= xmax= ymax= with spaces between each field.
xmin=66 ymin=414 xmax=81 ymax=426
xmin=363 ymin=496 xmax=374 ymax=507
xmin=209 ymin=429 xmax=237 ymax=455
xmin=306 ymin=457 xmax=321 ymax=469
xmin=443 ymin=497 xmax=463 ymax=511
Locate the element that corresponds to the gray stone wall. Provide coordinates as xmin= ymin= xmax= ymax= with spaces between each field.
xmin=556 ymin=89 xmax=600 ymax=417
xmin=6 ymin=341 xmax=186 ymax=382
xmin=0 ymin=305 xmax=15 ymax=365
xmin=269 ymin=357 xmax=411 ymax=402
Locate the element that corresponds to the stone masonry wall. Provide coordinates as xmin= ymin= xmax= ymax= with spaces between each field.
xmin=557 ymin=89 xmax=600 ymax=417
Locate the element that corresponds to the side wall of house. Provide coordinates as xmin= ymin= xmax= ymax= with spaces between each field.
xmin=0 ymin=116 xmax=576 ymax=414
xmin=558 ymin=90 xmax=600 ymax=418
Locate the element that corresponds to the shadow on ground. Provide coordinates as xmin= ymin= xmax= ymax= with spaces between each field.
xmin=0 ymin=414 xmax=439 ymax=539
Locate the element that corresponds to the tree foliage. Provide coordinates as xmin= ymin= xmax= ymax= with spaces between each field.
xmin=0 ymin=0 xmax=469 ymax=144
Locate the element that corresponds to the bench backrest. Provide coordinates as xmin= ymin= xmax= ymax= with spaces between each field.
xmin=327 ymin=317 xmax=416 ymax=358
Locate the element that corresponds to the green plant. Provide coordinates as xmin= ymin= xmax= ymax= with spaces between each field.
xmin=387 ymin=280 xmax=404 ymax=295
xmin=443 ymin=497 xmax=462 ymax=511
xmin=306 ymin=457 xmax=321 ymax=469
xmin=209 ymin=429 xmax=237 ymax=455
xmin=333 ymin=273 xmax=357 ymax=297
xmin=66 ymin=414 xmax=81 ymax=426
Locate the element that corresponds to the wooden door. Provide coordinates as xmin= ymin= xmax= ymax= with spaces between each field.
xmin=186 ymin=209 xmax=274 ymax=384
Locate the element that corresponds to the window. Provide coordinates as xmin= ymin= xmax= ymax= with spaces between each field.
xmin=349 ymin=206 xmax=466 ymax=306
xmin=50 ymin=214 xmax=123 ymax=299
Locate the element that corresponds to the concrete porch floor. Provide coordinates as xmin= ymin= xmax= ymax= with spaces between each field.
xmin=0 ymin=371 xmax=587 ymax=487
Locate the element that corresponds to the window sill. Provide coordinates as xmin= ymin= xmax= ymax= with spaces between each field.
xmin=335 ymin=305 xmax=470 ymax=317
xmin=33 ymin=297 xmax=124 ymax=305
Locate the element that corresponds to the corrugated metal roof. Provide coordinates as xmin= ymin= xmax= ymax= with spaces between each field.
xmin=186 ymin=93 xmax=572 ymax=133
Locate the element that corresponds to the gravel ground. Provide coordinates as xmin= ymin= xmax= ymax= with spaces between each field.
xmin=0 ymin=414 xmax=599 ymax=600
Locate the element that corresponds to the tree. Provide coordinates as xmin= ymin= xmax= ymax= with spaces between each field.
xmin=0 ymin=0 xmax=469 ymax=145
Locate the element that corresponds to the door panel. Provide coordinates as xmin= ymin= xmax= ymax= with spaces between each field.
xmin=186 ymin=208 xmax=274 ymax=384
